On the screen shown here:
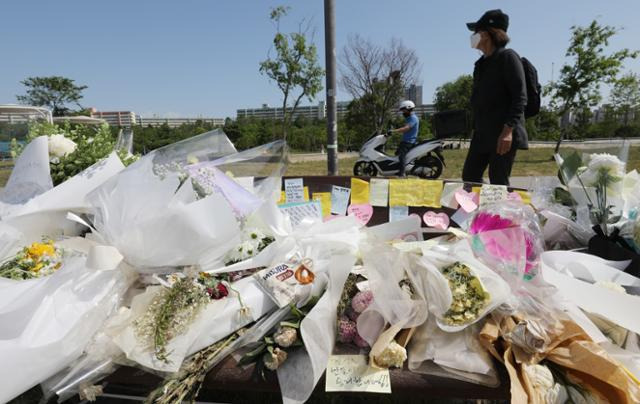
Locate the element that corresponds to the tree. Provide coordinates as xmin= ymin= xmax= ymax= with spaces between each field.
xmin=610 ymin=72 xmax=640 ymax=125
xmin=433 ymin=75 xmax=473 ymax=114
xmin=547 ymin=21 xmax=638 ymax=152
xmin=16 ymin=76 xmax=88 ymax=116
xmin=339 ymin=34 xmax=421 ymax=133
xmin=259 ymin=6 xmax=324 ymax=139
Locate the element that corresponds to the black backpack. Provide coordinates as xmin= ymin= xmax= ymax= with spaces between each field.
xmin=520 ymin=57 xmax=541 ymax=118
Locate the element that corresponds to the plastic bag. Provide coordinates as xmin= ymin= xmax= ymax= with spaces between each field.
xmin=421 ymin=241 xmax=511 ymax=333
xmin=408 ymin=317 xmax=499 ymax=387
xmin=0 ymin=136 xmax=52 ymax=209
xmin=356 ymin=242 xmax=429 ymax=345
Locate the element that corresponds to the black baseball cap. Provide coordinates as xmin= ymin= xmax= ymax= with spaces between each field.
xmin=466 ymin=9 xmax=509 ymax=32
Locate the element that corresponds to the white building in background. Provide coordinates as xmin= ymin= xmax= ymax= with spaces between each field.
xmin=139 ymin=116 xmax=225 ymax=128
xmin=90 ymin=109 xmax=137 ymax=127
xmin=237 ymin=101 xmax=350 ymax=120
xmin=404 ymin=84 xmax=423 ymax=106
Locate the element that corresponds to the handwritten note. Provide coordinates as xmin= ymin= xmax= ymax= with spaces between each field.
xmin=350 ymin=178 xmax=370 ymax=204
xmin=389 ymin=205 xmax=409 ymax=222
xmin=312 ymin=192 xmax=332 ymax=217
xmin=331 ymin=185 xmax=351 ymax=215
xmin=279 ymin=201 xmax=322 ymax=227
xmin=325 ymin=355 xmax=391 ymax=394
xmin=479 ymin=184 xmax=508 ymax=208
xmin=279 ymin=186 xmax=309 ymax=205
xmin=389 ymin=179 xmax=443 ymax=207
xmin=284 ymin=178 xmax=305 ymax=203
xmin=369 ymin=178 xmax=389 ymax=207
xmin=347 ymin=203 xmax=374 ymax=225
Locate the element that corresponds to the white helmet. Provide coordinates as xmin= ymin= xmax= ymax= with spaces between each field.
xmin=398 ymin=100 xmax=415 ymax=111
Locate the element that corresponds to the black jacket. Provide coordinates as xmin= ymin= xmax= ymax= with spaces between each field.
xmin=471 ymin=47 xmax=529 ymax=152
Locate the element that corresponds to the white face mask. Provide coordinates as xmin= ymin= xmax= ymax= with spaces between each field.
xmin=470 ymin=32 xmax=482 ymax=49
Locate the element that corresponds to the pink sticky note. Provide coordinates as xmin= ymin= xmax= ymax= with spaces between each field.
xmin=423 ymin=211 xmax=450 ymax=230
xmin=347 ymin=203 xmax=374 ymax=225
xmin=507 ymin=191 xmax=523 ymax=202
xmin=454 ymin=189 xmax=479 ymax=213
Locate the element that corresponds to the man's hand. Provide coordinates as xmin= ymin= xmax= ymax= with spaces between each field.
xmin=497 ymin=125 xmax=513 ymax=155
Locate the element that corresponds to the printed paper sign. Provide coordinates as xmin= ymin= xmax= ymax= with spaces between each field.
xmin=312 ymin=192 xmax=332 ymax=217
xmin=350 ymin=178 xmax=370 ymax=204
xmin=325 ymin=355 xmax=391 ymax=394
xmin=331 ymin=186 xmax=351 ymax=215
xmin=347 ymin=203 xmax=374 ymax=225
xmin=279 ymin=201 xmax=322 ymax=227
xmin=479 ymin=184 xmax=508 ymax=208
xmin=369 ymin=178 xmax=389 ymax=207
xmin=389 ymin=205 xmax=409 ymax=222
xmin=284 ymin=178 xmax=305 ymax=203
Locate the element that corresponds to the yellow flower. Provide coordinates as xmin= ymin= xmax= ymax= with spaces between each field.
xmin=27 ymin=242 xmax=56 ymax=259
xmin=31 ymin=262 xmax=44 ymax=273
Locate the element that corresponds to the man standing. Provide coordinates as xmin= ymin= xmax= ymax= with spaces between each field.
xmin=389 ymin=100 xmax=419 ymax=177
xmin=462 ymin=9 xmax=528 ymax=186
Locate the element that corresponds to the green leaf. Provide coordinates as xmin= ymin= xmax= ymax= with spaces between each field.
xmin=558 ymin=151 xmax=582 ymax=184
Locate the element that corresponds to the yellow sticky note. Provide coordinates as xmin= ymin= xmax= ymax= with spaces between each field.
xmin=313 ymin=192 xmax=332 ymax=217
xmin=422 ymin=179 xmax=444 ymax=208
xmin=281 ymin=187 xmax=309 ymax=203
xmin=472 ymin=186 xmax=481 ymax=195
xmin=389 ymin=179 xmax=443 ymax=207
xmin=350 ymin=178 xmax=370 ymax=204
xmin=516 ymin=190 xmax=532 ymax=205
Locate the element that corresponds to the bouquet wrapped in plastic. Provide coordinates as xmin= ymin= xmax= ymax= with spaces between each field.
xmin=0 ymin=220 xmax=133 ymax=403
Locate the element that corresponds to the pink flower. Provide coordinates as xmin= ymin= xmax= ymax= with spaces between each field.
xmin=337 ymin=316 xmax=357 ymax=343
xmin=351 ymin=290 xmax=374 ymax=314
xmin=469 ymin=212 xmax=515 ymax=234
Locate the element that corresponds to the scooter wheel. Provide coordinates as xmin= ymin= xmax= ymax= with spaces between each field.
xmin=353 ymin=161 xmax=378 ymax=177
xmin=413 ymin=155 xmax=443 ymax=179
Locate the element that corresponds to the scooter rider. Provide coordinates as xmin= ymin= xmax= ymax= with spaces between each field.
xmin=388 ymin=100 xmax=419 ymax=177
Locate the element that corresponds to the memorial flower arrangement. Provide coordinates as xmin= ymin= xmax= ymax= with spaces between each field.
xmin=0 ymin=240 xmax=64 ymax=280
xmin=225 ymin=228 xmax=275 ymax=266
xmin=11 ymin=121 xmax=137 ymax=185
xmin=335 ymin=273 xmax=371 ymax=348
xmin=134 ymin=271 xmax=247 ymax=363
xmin=441 ymin=262 xmax=490 ymax=326
xmin=239 ymin=296 xmax=319 ymax=377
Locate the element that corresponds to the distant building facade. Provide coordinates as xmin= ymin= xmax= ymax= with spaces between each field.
xmin=139 ymin=117 xmax=225 ymax=128
xmin=90 ymin=109 xmax=137 ymax=127
xmin=404 ymin=84 xmax=423 ymax=106
xmin=237 ymin=101 xmax=350 ymax=120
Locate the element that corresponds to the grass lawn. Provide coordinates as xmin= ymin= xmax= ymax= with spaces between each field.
xmin=285 ymin=146 xmax=640 ymax=178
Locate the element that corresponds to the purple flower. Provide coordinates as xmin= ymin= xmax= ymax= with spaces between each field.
xmin=351 ymin=290 xmax=374 ymax=314
xmin=337 ymin=316 xmax=356 ymax=343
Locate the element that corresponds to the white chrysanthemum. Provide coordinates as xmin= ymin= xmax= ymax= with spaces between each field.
xmin=594 ymin=280 xmax=627 ymax=294
xmin=374 ymin=340 xmax=407 ymax=368
xmin=246 ymin=228 xmax=266 ymax=243
xmin=579 ymin=153 xmax=625 ymax=187
xmin=48 ymin=134 xmax=77 ymax=158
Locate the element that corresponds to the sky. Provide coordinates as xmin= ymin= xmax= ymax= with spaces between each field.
xmin=1 ymin=0 xmax=639 ymax=119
